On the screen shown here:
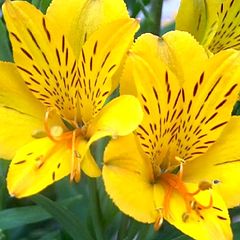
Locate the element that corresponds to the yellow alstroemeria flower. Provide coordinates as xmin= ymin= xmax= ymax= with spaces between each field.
xmin=176 ymin=0 xmax=240 ymax=53
xmin=103 ymin=31 xmax=240 ymax=239
xmin=0 ymin=0 xmax=143 ymax=198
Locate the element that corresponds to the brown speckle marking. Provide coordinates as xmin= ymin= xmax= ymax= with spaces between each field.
xmin=217 ymin=215 xmax=227 ymax=220
xmin=210 ymin=121 xmax=227 ymax=131
xmin=42 ymin=17 xmax=51 ymax=42
xmin=93 ymin=41 xmax=98 ymax=55
xmin=101 ymin=52 xmax=111 ymax=68
xmin=10 ymin=32 xmax=22 ymax=43
xmin=17 ymin=66 xmax=33 ymax=76
xmin=62 ymin=35 xmax=65 ymax=53
xmin=56 ymin=48 xmax=61 ymax=66
xmin=52 ymin=171 xmax=55 ymax=181
xmin=27 ymin=28 xmax=40 ymax=49
xmin=215 ymin=99 xmax=227 ymax=110
xmin=14 ymin=160 xmax=26 ymax=165
xmin=193 ymin=82 xmax=198 ymax=96
xmin=224 ymin=84 xmax=238 ymax=97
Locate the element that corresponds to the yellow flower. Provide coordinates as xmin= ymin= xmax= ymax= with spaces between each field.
xmin=103 ymin=31 xmax=240 ymax=239
xmin=176 ymin=0 xmax=240 ymax=53
xmin=0 ymin=0 xmax=143 ymax=198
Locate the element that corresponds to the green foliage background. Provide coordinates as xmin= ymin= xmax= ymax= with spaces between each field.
xmin=0 ymin=0 xmax=239 ymax=239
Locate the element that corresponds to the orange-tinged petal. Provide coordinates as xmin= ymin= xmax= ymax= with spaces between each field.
xmin=103 ymin=134 xmax=157 ymax=223
xmin=184 ymin=116 xmax=240 ymax=208
xmin=77 ymin=18 xmax=139 ymax=123
xmin=3 ymin=0 xmax=79 ymax=121
xmin=87 ymin=95 xmax=143 ymax=139
xmin=47 ymin=0 xmax=129 ymax=57
xmin=0 ymin=62 xmax=45 ymax=159
xmin=165 ymin=183 xmax=232 ymax=240
xmin=7 ymin=137 xmax=71 ymax=198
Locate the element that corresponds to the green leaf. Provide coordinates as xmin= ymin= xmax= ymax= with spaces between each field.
xmin=0 ymin=19 xmax=12 ymax=62
xmin=31 ymin=0 xmax=52 ymax=13
xmin=0 ymin=195 xmax=81 ymax=230
xmin=232 ymin=101 xmax=240 ymax=115
xmin=31 ymin=194 xmax=93 ymax=240
xmin=232 ymin=221 xmax=240 ymax=240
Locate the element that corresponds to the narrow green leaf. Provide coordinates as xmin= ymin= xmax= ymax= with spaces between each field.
xmin=232 ymin=221 xmax=240 ymax=240
xmin=0 ymin=19 xmax=12 ymax=62
xmin=38 ymin=230 xmax=62 ymax=240
xmin=31 ymin=194 xmax=93 ymax=240
xmin=39 ymin=0 xmax=52 ymax=14
xmin=0 ymin=195 xmax=81 ymax=230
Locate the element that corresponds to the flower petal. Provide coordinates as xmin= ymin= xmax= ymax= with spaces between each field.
xmin=156 ymin=31 xmax=208 ymax=85
xmin=77 ymin=18 xmax=139 ymax=123
xmin=0 ymin=62 xmax=45 ymax=159
xmin=87 ymin=95 xmax=143 ymax=139
xmin=176 ymin=0 xmax=220 ymax=46
xmin=3 ymin=0 xmax=79 ymax=121
xmin=165 ymin=183 xmax=232 ymax=240
xmin=76 ymin=140 xmax=101 ymax=177
xmin=7 ymin=138 xmax=71 ymax=198
xmin=46 ymin=0 xmax=129 ymax=57
xmin=184 ymin=116 xmax=240 ymax=208
xmin=121 ymin=33 xmax=183 ymax=167
xmin=208 ymin=0 xmax=240 ymax=53
xmin=179 ymin=48 xmax=240 ymax=161
xmin=103 ymin=134 xmax=157 ymax=223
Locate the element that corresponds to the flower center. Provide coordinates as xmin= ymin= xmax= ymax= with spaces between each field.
xmin=44 ymin=109 xmax=87 ymax=182
xmin=153 ymin=157 xmax=213 ymax=230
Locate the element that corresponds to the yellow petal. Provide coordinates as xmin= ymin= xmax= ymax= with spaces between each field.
xmin=77 ymin=18 xmax=139 ymax=123
xmin=0 ymin=62 xmax=45 ymax=159
xmin=76 ymin=140 xmax=101 ymax=178
xmin=209 ymin=0 xmax=240 ymax=53
xmin=184 ymin=116 xmax=240 ymax=208
xmin=165 ymin=183 xmax=232 ymax=240
xmin=47 ymin=0 xmax=129 ymax=57
xmin=179 ymin=49 xmax=240 ymax=161
xmin=157 ymin=31 xmax=208 ymax=84
xmin=121 ymin=33 xmax=182 ymax=167
xmin=176 ymin=0 xmax=220 ymax=47
xmin=87 ymin=95 xmax=143 ymax=138
xmin=103 ymin=134 xmax=157 ymax=223
xmin=3 ymin=0 xmax=79 ymax=121
xmin=7 ymin=137 xmax=71 ymax=198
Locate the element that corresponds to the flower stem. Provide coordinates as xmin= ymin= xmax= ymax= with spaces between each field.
xmin=150 ymin=0 xmax=164 ymax=35
xmin=88 ymin=178 xmax=104 ymax=240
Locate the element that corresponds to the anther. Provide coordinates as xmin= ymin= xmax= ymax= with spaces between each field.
xmin=182 ymin=212 xmax=190 ymax=222
xmin=198 ymin=181 xmax=212 ymax=191
xmin=154 ymin=210 xmax=164 ymax=231
xmin=50 ymin=125 xmax=63 ymax=138
xmin=32 ymin=129 xmax=47 ymax=138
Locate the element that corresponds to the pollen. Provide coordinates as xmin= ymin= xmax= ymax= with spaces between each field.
xmin=50 ymin=125 xmax=64 ymax=138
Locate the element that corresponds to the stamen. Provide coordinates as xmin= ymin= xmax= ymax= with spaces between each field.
xmin=44 ymin=109 xmax=60 ymax=142
xmin=154 ymin=209 xmax=164 ymax=231
xmin=161 ymin=158 xmax=213 ymax=223
xmin=32 ymin=129 xmax=47 ymax=138
xmin=175 ymin=156 xmax=185 ymax=179
xmin=190 ymin=180 xmax=212 ymax=195
xmin=50 ymin=125 xmax=63 ymax=137
xmin=44 ymin=108 xmax=72 ymax=142
xmin=182 ymin=212 xmax=190 ymax=222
